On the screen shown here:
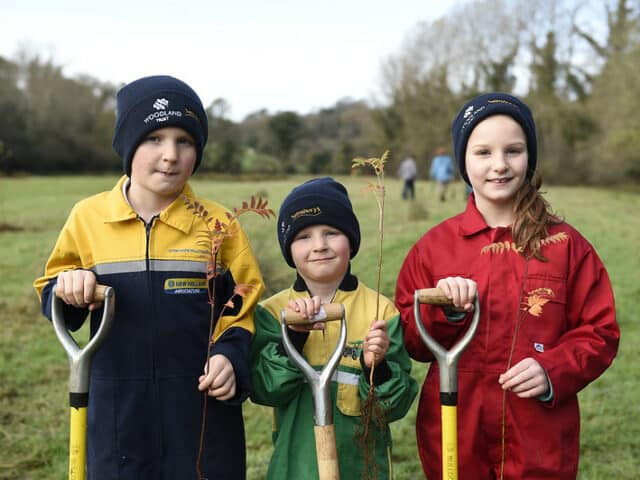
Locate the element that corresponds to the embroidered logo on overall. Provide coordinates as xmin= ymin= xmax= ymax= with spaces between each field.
xmin=522 ymin=287 xmax=555 ymax=317
xmin=480 ymin=232 xmax=569 ymax=256
xmin=481 ymin=241 xmax=521 ymax=255
xmin=164 ymin=278 xmax=207 ymax=295
xmin=343 ymin=340 xmax=363 ymax=360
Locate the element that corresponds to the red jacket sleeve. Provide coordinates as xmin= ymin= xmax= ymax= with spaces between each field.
xmin=537 ymin=235 xmax=620 ymax=405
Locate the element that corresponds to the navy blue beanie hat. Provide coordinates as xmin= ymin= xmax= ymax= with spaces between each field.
xmin=277 ymin=177 xmax=361 ymax=268
xmin=451 ymin=92 xmax=537 ymax=185
xmin=112 ymin=75 xmax=209 ymax=176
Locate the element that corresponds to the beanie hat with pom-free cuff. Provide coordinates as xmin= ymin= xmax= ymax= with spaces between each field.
xmin=277 ymin=177 xmax=361 ymax=268
xmin=112 ymin=75 xmax=209 ymax=177
xmin=451 ymin=92 xmax=537 ymax=186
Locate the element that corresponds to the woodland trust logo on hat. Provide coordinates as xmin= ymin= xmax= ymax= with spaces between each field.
xmin=463 ymin=105 xmax=474 ymax=119
xmin=460 ymin=98 xmax=523 ymax=133
xmin=461 ymin=105 xmax=487 ymax=132
xmin=153 ymin=98 xmax=169 ymax=110
xmin=144 ymin=98 xmax=185 ymax=125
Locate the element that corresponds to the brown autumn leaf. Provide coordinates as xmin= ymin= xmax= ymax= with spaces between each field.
xmin=233 ymin=283 xmax=255 ymax=297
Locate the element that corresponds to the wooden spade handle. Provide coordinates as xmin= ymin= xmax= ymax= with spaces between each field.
xmin=416 ymin=288 xmax=453 ymax=306
xmin=314 ymin=424 xmax=340 ymax=480
xmin=283 ymin=303 xmax=344 ymax=325
xmin=91 ymin=285 xmax=108 ymax=302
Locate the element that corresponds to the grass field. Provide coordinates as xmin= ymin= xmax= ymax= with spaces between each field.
xmin=0 ymin=175 xmax=638 ymax=479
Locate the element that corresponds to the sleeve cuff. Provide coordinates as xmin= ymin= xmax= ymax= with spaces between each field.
xmin=359 ymin=355 xmax=392 ymax=386
xmin=276 ymin=328 xmax=309 ymax=356
xmin=209 ymin=327 xmax=252 ymax=404
xmin=536 ymin=373 xmax=554 ymax=402
xmin=444 ymin=308 xmax=466 ymax=323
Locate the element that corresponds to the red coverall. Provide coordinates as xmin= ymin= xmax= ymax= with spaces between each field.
xmin=395 ymin=197 xmax=620 ymax=479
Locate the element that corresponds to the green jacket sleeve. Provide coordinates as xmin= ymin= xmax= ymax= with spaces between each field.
xmin=357 ymin=314 xmax=418 ymax=423
xmin=250 ymin=304 xmax=307 ymax=407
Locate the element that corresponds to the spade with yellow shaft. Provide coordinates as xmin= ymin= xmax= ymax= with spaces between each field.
xmin=414 ymin=288 xmax=480 ymax=480
xmin=281 ymin=303 xmax=346 ymax=480
xmin=52 ymin=284 xmax=115 ymax=480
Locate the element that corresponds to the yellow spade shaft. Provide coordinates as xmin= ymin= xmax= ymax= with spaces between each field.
xmin=69 ymin=403 xmax=87 ymax=480
xmin=441 ymin=404 xmax=458 ymax=480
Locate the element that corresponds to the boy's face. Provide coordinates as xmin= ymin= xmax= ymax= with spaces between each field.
xmin=129 ymin=126 xmax=197 ymax=203
xmin=290 ymin=224 xmax=350 ymax=286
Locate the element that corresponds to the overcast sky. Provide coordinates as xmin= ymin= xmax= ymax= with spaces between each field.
xmin=1 ymin=0 xmax=459 ymax=120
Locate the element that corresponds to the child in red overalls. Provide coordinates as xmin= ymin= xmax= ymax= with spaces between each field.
xmin=395 ymin=92 xmax=620 ymax=479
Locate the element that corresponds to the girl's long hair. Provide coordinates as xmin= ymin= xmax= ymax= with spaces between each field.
xmin=511 ymin=174 xmax=561 ymax=261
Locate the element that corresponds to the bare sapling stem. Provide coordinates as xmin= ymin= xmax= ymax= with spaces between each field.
xmin=183 ymin=195 xmax=274 ymax=479
xmin=352 ymin=150 xmax=390 ymax=480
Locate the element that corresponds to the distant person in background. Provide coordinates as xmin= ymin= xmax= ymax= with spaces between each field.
xmin=398 ymin=154 xmax=418 ymax=200
xmin=429 ymin=146 xmax=455 ymax=202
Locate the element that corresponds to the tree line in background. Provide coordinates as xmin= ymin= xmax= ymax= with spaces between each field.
xmin=1 ymin=0 xmax=638 ymax=184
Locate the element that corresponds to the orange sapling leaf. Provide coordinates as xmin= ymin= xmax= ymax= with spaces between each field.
xmin=233 ymin=283 xmax=255 ymax=297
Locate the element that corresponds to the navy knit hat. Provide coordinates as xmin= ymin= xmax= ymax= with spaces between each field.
xmin=277 ymin=177 xmax=361 ymax=268
xmin=112 ymin=75 xmax=209 ymax=176
xmin=451 ymin=92 xmax=537 ymax=185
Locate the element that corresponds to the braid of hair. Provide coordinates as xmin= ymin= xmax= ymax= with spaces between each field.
xmin=511 ymin=174 xmax=558 ymax=261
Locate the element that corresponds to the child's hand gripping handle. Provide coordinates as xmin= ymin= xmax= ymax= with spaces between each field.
xmin=414 ymin=287 xmax=480 ymax=480
xmin=282 ymin=303 xmax=345 ymax=325
xmin=52 ymin=284 xmax=115 ymax=480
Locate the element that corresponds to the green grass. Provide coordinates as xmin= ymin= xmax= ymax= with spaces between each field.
xmin=0 ymin=175 xmax=638 ymax=479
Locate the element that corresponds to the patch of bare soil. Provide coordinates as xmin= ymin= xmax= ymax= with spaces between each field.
xmin=0 ymin=222 xmax=24 ymax=232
